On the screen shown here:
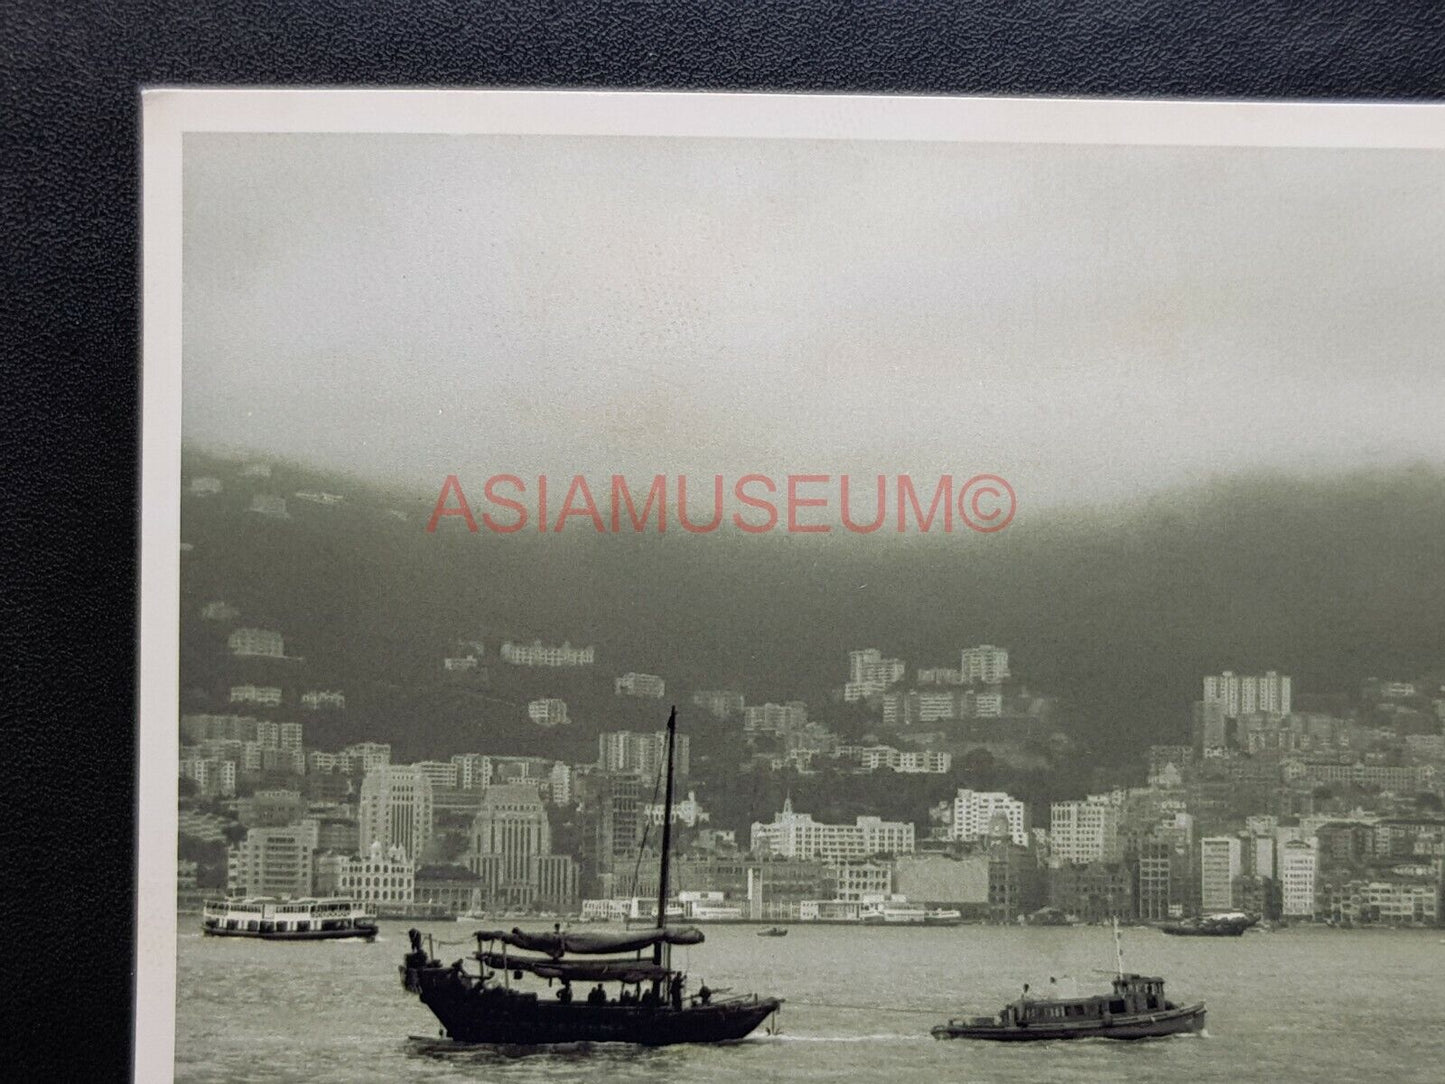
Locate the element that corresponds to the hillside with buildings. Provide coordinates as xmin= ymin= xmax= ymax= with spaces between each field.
xmin=177 ymin=450 xmax=1445 ymax=926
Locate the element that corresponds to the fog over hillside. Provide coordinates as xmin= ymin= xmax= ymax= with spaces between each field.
xmin=179 ymin=449 xmax=1445 ymax=768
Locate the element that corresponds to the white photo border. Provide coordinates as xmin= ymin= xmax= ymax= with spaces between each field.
xmin=140 ymin=88 xmax=1445 ymax=1082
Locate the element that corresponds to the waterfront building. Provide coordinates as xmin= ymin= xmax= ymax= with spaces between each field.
xmin=1280 ymin=839 xmax=1319 ymax=919
xmin=960 ymin=645 xmax=1010 ymax=685
xmin=750 ymin=798 xmax=914 ymax=861
xmin=500 ymin=639 xmax=595 ymax=667
xmin=314 ymin=841 xmax=415 ymax=905
xmin=1048 ymin=797 xmax=1121 ymax=865
xmin=358 ymin=765 xmax=434 ymax=862
xmin=464 ymin=785 xmax=575 ymax=909
xmin=894 ymin=853 xmax=990 ymax=911
xmin=988 ymin=840 xmax=1046 ymax=923
xmin=951 ymin=789 xmax=1029 ymax=846
xmin=1199 ymin=836 xmax=1243 ymax=913
xmin=615 ymin=672 xmax=666 ymax=699
xmin=227 ymin=627 xmax=285 ymax=658
xmin=226 ymin=821 xmax=319 ymax=899
xmin=1048 ymin=861 xmax=1134 ymax=923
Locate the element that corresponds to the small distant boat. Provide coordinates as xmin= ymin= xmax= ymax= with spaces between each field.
xmin=932 ymin=919 xmax=1204 ymax=1042
xmin=758 ymin=926 xmax=788 ymax=937
xmin=1160 ymin=912 xmax=1258 ymax=937
xmin=202 ymin=897 xmax=377 ymax=941
xmin=924 ymin=909 xmax=963 ymax=927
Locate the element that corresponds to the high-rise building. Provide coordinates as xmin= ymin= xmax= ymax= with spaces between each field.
xmin=1280 ymin=839 xmax=1318 ymax=918
xmin=1048 ymin=797 xmax=1121 ymax=865
xmin=412 ymin=760 xmax=460 ymax=790
xmin=500 ymin=640 xmax=595 ymax=667
xmin=1199 ymin=836 xmax=1242 ymax=913
xmin=844 ymin=648 xmax=906 ymax=701
xmin=226 ymin=821 xmax=319 ymax=898
xmin=358 ymin=765 xmax=434 ymax=861
xmin=466 ymin=785 xmax=557 ymax=909
xmin=598 ymin=730 xmax=690 ymax=780
xmin=960 ymin=645 xmax=1010 ymax=685
xmin=1202 ymin=671 xmax=1292 ymax=719
xmin=951 ymin=789 xmax=1029 ymax=846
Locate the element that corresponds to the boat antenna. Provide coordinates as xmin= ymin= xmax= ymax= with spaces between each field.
xmin=1112 ymin=915 xmax=1124 ymax=979
xmin=654 ymin=706 xmax=678 ymax=965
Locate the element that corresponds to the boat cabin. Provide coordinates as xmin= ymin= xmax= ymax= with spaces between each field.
xmin=1000 ymin=974 xmax=1171 ymax=1027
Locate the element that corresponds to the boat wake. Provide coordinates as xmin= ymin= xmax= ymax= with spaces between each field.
xmin=763 ymin=1033 xmax=923 ymax=1044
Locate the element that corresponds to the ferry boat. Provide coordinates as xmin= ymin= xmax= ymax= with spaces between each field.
xmin=758 ymin=926 xmax=788 ymax=937
xmin=924 ymin=909 xmax=963 ymax=927
xmin=400 ymin=707 xmax=783 ymax=1046
xmin=202 ymin=897 xmax=378 ymax=941
xmin=1159 ymin=911 xmax=1258 ymax=937
xmin=932 ymin=920 xmax=1204 ymax=1042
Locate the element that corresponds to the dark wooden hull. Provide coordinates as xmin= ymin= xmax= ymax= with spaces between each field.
xmin=408 ymin=966 xmax=780 ymax=1046
xmin=202 ymin=923 xmax=378 ymax=942
xmin=932 ymin=1002 xmax=1205 ymax=1042
xmin=1159 ymin=924 xmax=1247 ymax=936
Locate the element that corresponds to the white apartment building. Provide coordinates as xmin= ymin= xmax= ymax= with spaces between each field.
xmin=951 ymin=789 xmax=1029 ymax=846
xmin=1280 ymin=839 xmax=1318 ymax=918
xmin=844 ymin=648 xmax=906 ymax=701
xmin=228 ymin=628 xmax=284 ymax=658
xmin=1203 ymin=670 xmax=1292 ymax=717
xmin=230 ymin=684 xmax=283 ymax=707
xmin=1199 ymin=836 xmax=1243 ymax=912
xmin=743 ymin=702 xmax=808 ymax=735
xmin=501 ymin=640 xmax=595 ymax=667
xmin=301 ymin=690 xmax=345 ymax=710
xmin=226 ymin=821 xmax=319 ymax=898
xmin=960 ymin=645 xmax=1010 ymax=685
xmin=527 ymin=698 xmax=570 ymax=726
xmin=615 ymin=672 xmax=666 ymax=698
xmin=750 ymin=799 xmax=914 ymax=861
xmin=412 ymin=760 xmax=461 ymax=790
xmin=1048 ymin=797 xmax=1121 ymax=865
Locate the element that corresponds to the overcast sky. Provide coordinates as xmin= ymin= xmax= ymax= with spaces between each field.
xmin=182 ymin=132 xmax=1445 ymax=507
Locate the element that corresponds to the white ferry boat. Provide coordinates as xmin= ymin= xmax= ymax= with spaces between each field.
xmin=201 ymin=897 xmax=378 ymax=941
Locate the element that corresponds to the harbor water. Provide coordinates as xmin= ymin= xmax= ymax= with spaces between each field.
xmin=176 ymin=920 xmax=1445 ymax=1082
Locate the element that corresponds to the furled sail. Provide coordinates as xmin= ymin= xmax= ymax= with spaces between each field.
xmin=477 ymin=952 xmax=674 ymax=984
xmin=475 ymin=926 xmax=705 ymax=958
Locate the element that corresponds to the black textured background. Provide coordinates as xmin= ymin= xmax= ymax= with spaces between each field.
xmin=5 ymin=1 xmax=1444 ymax=1077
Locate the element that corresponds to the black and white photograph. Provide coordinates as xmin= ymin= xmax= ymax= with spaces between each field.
xmin=139 ymin=90 xmax=1445 ymax=1082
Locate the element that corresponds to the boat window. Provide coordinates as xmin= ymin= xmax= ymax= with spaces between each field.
xmin=1109 ymin=999 xmax=1126 ymax=1013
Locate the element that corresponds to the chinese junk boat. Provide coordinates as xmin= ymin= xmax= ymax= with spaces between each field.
xmin=1159 ymin=911 xmax=1258 ymax=937
xmin=400 ymin=707 xmax=783 ymax=1046
xmin=931 ymin=921 xmax=1205 ymax=1042
xmin=202 ymin=897 xmax=378 ymax=941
